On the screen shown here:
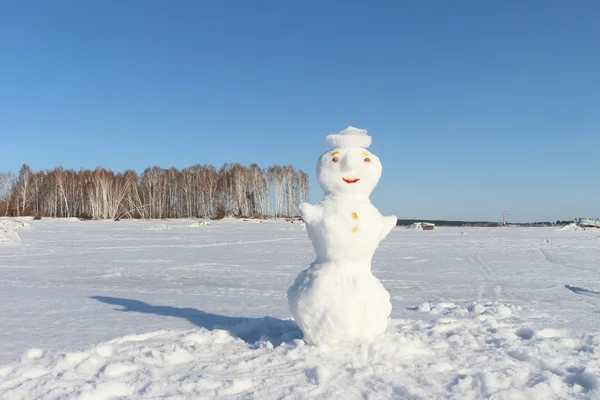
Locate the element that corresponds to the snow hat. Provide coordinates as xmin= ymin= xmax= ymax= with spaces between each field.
xmin=324 ymin=126 xmax=372 ymax=148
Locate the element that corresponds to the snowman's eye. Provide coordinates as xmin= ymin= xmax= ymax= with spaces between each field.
xmin=364 ymin=157 xmax=371 ymax=163
xmin=332 ymin=157 xmax=340 ymax=163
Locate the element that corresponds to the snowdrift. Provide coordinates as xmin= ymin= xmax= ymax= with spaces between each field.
xmin=0 ymin=219 xmax=31 ymax=244
xmin=0 ymin=230 xmax=21 ymax=244
xmin=556 ymin=223 xmax=586 ymax=231
xmin=293 ymin=222 xmax=306 ymax=230
xmin=1 ymin=301 xmax=598 ymax=399
xmin=0 ymin=219 xmax=31 ymax=231
xmin=145 ymin=223 xmax=172 ymax=231
xmin=187 ymin=220 xmax=212 ymax=227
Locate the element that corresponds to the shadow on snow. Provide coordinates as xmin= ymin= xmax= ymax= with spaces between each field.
xmin=90 ymin=296 xmax=302 ymax=347
xmin=565 ymin=285 xmax=600 ymax=297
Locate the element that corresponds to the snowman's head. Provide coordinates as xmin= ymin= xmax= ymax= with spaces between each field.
xmin=316 ymin=127 xmax=382 ymax=197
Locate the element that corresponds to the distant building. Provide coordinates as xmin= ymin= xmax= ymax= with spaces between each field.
xmin=421 ymin=222 xmax=435 ymax=230
xmin=407 ymin=222 xmax=435 ymax=230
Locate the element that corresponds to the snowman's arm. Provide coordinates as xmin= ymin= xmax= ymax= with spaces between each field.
xmin=380 ymin=215 xmax=398 ymax=240
xmin=298 ymin=202 xmax=322 ymax=225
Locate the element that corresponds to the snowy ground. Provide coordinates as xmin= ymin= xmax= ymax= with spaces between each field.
xmin=1 ymin=218 xmax=599 ymax=399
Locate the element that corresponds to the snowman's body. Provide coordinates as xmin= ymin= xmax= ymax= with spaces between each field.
xmin=302 ymin=195 xmax=396 ymax=267
xmin=288 ymin=127 xmax=397 ymax=346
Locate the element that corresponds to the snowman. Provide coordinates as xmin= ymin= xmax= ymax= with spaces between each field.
xmin=288 ymin=126 xmax=397 ymax=346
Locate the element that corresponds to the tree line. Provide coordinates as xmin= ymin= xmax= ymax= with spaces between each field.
xmin=0 ymin=163 xmax=309 ymax=220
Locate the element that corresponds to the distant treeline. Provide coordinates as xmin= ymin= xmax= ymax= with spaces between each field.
xmin=0 ymin=164 xmax=309 ymax=220
xmin=396 ymin=219 xmax=501 ymax=227
xmin=509 ymin=221 xmax=574 ymax=227
xmin=396 ymin=219 xmax=574 ymax=227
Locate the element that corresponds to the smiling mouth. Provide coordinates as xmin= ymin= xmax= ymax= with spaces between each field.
xmin=342 ymin=178 xmax=360 ymax=184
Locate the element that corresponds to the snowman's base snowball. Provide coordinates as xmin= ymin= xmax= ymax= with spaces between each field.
xmin=288 ymin=263 xmax=391 ymax=346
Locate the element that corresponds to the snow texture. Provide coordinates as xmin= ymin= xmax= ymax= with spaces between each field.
xmin=0 ymin=219 xmax=30 ymax=244
xmin=145 ymin=223 xmax=172 ymax=231
xmin=187 ymin=220 xmax=212 ymax=227
xmin=324 ymin=126 xmax=372 ymax=148
xmin=289 ymin=129 xmax=397 ymax=346
xmin=1 ymin=218 xmax=600 ymax=399
xmin=557 ymin=223 xmax=586 ymax=232
xmin=0 ymin=219 xmax=31 ymax=231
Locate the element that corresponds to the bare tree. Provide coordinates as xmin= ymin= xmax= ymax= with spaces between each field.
xmin=179 ymin=168 xmax=194 ymax=218
xmin=268 ymin=166 xmax=285 ymax=218
xmin=231 ymin=164 xmax=249 ymax=217
xmin=248 ymin=164 xmax=266 ymax=218
xmin=0 ymin=172 xmax=15 ymax=216
xmin=298 ymin=170 xmax=309 ymax=210
xmin=15 ymin=164 xmax=33 ymax=216
xmin=202 ymin=165 xmax=219 ymax=218
xmin=2 ymin=162 xmax=309 ymax=220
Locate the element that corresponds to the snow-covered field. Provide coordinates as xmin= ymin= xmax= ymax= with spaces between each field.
xmin=1 ymin=218 xmax=599 ymax=399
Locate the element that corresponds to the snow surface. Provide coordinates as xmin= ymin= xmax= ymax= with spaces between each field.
xmin=187 ymin=220 xmax=212 ymax=227
xmin=1 ymin=218 xmax=600 ymax=398
xmin=145 ymin=223 xmax=172 ymax=231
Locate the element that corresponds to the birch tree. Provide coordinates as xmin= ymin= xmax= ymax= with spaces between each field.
xmin=0 ymin=172 xmax=15 ymax=216
xmin=15 ymin=164 xmax=33 ymax=216
xmin=2 ymin=163 xmax=309 ymax=219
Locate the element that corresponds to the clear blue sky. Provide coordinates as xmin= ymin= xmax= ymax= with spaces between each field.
xmin=1 ymin=1 xmax=598 ymax=222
